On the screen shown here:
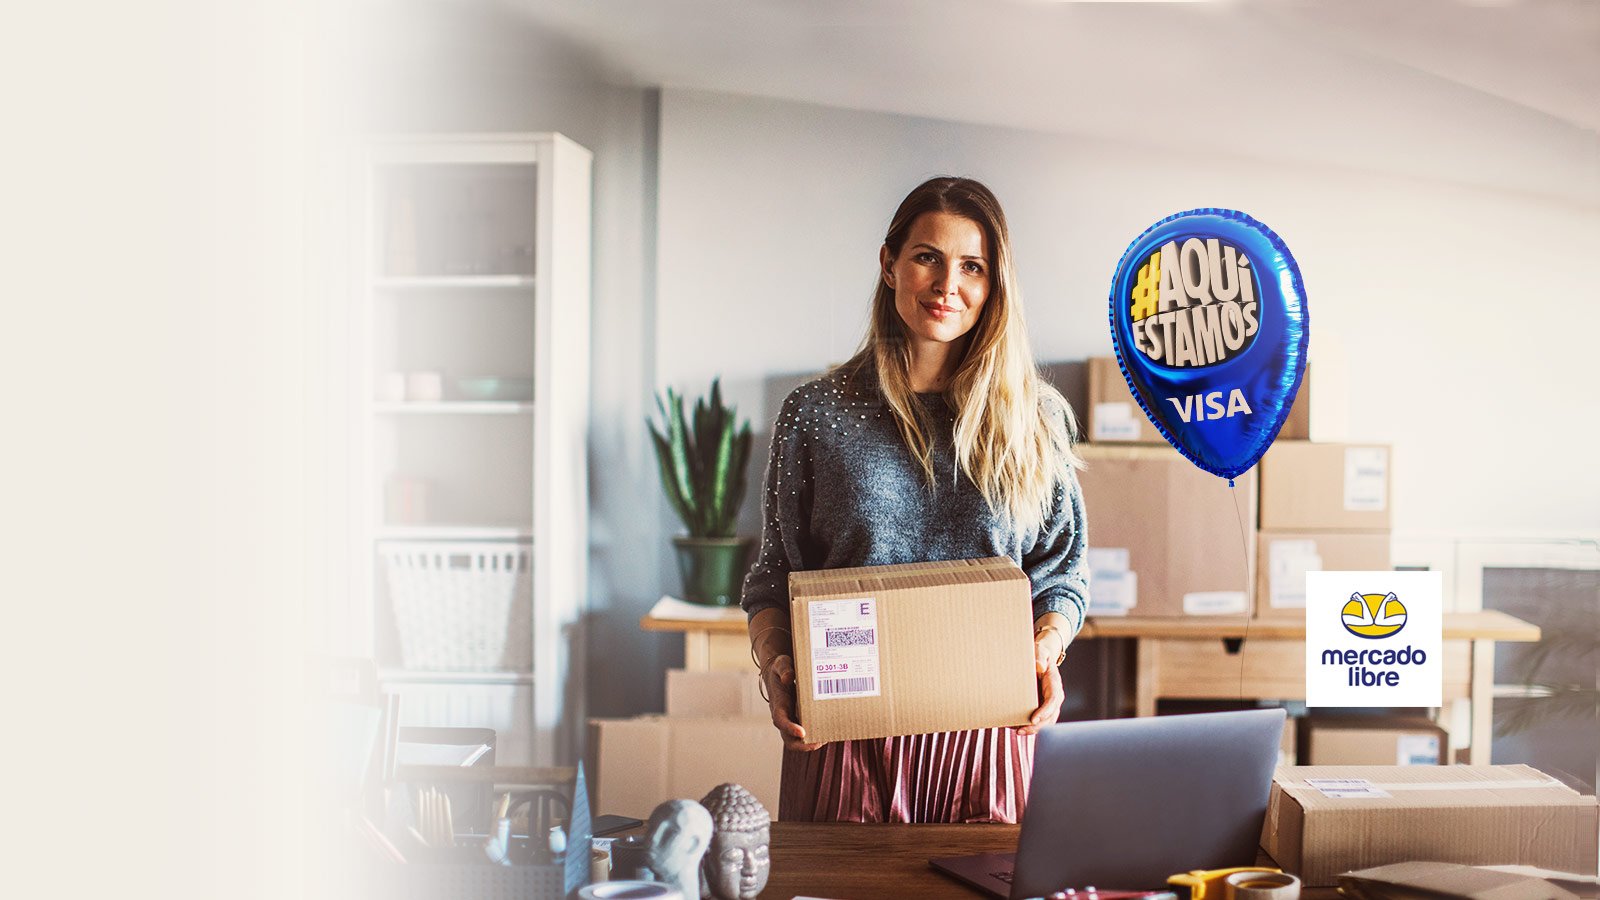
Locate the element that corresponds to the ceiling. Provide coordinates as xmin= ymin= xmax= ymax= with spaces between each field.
xmin=501 ymin=0 xmax=1599 ymax=199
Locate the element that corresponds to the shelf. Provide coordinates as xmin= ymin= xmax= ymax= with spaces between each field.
xmin=380 ymin=668 xmax=534 ymax=686
xmin=373 ymin=401 xmax=534 ymax=414
xmin=375 ymin=525 xmax=533 ymax=541
xmin=373 ymin=275 xmax=536 ymax=290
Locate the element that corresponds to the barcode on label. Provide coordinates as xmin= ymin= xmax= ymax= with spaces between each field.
xmin=817 ymin=677 xmax=876 ymax=695
xmin=824 ymin=628 xmax=875 ymax=647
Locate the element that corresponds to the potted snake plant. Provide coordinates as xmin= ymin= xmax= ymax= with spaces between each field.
xmin=648 ymin=379 xmax=755 ymax=606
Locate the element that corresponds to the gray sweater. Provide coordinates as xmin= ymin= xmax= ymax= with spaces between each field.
xmin=740 ymin=367 xmax=1090 ymax=639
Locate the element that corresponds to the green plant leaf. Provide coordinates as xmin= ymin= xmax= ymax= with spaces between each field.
xmin=648 ymin=425 xmax=693 ymax=530
xmin=662 ymin=388 xmax=698 ymax=530
xmin=647 ymin=378 xmax=754 ymax=538
xmin=708 ymin=416 xmax=736 ymax=536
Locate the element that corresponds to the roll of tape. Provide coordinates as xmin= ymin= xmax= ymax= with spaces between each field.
xmin=1224 ymin=870 xmax=1300 ymax=900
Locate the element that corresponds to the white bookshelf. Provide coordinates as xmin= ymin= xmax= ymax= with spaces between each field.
xmin=351 ymin=133 xmax=591 ymax=767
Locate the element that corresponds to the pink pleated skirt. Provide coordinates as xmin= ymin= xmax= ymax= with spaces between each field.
xmin=778 ymin=727 xmax=1035 ymax=823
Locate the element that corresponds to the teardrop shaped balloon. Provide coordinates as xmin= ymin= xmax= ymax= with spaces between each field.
xmin=1108 ymin=209 xmax=1308 ymax=481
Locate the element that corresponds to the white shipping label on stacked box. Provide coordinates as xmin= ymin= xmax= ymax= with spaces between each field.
xmin=1091 ymin=403 xmax=1141 ymax=441
xmin=1343 ymin=447 xmax=1389 ymax=511
xmin=1269 ymin=539 xmax=1322 ymax=609
xmin=1086 ymin=547 xmax=1136 ymax=616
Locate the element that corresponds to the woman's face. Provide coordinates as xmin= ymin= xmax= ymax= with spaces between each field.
xmin=881 ymin=211 xmax=991 ymax=347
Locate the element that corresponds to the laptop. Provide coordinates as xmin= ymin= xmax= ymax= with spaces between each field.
xmin=930 ymin=708 xmax=1286 ymax=899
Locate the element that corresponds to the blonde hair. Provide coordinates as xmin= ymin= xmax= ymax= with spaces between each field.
xmin=834 ymin=177 xmax=1082 ymax=537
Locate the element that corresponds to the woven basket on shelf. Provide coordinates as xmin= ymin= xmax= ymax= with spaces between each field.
xmin=380 ymin=541 xmax=532 ymax=671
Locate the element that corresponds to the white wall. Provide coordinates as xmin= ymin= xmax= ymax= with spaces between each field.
xmin=655 ymin=88 xmax=1600 ymax=540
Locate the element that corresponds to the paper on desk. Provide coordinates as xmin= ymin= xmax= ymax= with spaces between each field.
xmin=649 ymin=595 xmax=749 ymax=622
xmin=396 ymin=742 xmax=492 ymax=767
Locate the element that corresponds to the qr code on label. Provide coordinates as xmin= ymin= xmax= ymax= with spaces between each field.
xmin=825 ymin=628 xmax=874 ymax=648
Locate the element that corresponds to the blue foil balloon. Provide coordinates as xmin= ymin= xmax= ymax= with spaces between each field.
xmin=1108 ymin=209 xmax=1308 ymax=482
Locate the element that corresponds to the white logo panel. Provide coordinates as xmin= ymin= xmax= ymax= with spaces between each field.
xmin=1306 ymin=570 xmax=1441 ymax=708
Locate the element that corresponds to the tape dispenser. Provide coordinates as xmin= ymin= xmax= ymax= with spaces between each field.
xmin=1167 ymin=867 xmax=1298 ymax=900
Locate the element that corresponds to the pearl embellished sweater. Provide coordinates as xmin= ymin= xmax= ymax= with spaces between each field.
xmin=739 ymin=367 xmax=1089 ymax=640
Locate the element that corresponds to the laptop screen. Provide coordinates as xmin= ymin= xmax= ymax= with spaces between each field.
xmin=1008 ymin=709 xmax=1286 ymax=898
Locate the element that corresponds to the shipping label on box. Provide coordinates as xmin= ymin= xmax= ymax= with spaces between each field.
xmin=1086 ymin=547 xmax=1136 ymax=616
xmin=805 ymin=597 xmax=881 ymax=700
xmin=1342 ymin=447 xmax=1389 ymax=512
xmin=1262 ymin=765 xmax=1599 ymax=886
xmin=1090 ymin=402 xmax=1142 ymax=442
xmin=1268 ymin=540 xmax=1320 ymax=609
xmin=1304 ymin=777 xmax=1392 ymax=799
xmin=789 ymin=557 xmax=1036 ymax=744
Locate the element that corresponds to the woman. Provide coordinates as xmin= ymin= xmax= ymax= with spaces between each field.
xmin=741 ymin=176 xmax=1089 ymax=824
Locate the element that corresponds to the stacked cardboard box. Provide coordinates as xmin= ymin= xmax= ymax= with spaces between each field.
xmin=1297 ymin=715 xmax=1448 ymax=766
xmin=1255 ymin=441 xmax=1393 ymax=622
xmin=1077 ymin=444 xmax=1257 ymax=618
xmin=589 ymin=669 xmax=781 ymax=820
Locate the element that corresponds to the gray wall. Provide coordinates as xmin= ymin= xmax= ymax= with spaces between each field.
xmin=653 ymin=87 xmax=1600 ymax=540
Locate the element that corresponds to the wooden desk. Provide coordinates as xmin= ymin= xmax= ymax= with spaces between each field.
xmin=756 ymin=822 xmax=1337 ymax=899
xmin=640 ymin=603 xmax=1541 ymax=763
xmin=1077 ymin=611 xmax=1540 ymax=764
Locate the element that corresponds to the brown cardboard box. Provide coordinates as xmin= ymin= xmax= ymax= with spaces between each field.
xmin=1086 ymin=356 xmax=1162 ymax=443
xmin=1086 ymin=355 xmax=1315 ymax=444
xmin=1261 ymin=765 xmax=1599 ymax=886
xmin=665 ymin=669 xmax=767 ymax=717
xmin=788 ymin=557 xmax=1036 ymax=744
xmin=1259 ymin=441 xmax=1392 ymax=531
xmin=1255 ymin=531 xmax=1391 ymax=620
xmin=589 ymin=716 xmax=781 ymax=820
xmin=1275 ymin=359 xmax=1343 ymax=442
xmin=1297 ymin=716 xmax=1448 ymax=766
xmin=1077 ymin=445 xmax=1257 ymax=617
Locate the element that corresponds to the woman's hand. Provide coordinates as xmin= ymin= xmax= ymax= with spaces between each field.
xmin=761 ymin=653 xmax=824 ymax=752
xmin=1016 ymin=628 xmax=1066 ymax=736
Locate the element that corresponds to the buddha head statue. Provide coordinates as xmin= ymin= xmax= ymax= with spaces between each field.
xmin=698 ymin=783 xmax=771 ymax=900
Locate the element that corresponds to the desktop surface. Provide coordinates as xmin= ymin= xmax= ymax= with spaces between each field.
xmin=742 ymin=822 xmax=1335 ymax=899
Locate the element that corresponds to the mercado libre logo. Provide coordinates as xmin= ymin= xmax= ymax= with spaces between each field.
xmin=1128 ymin=236 xmax=1260 ymax=368
xmin=1306 ymin=571 xmax=1441 ymax=708
xmin=1341 ymin=591 xmax=1407 ymax=639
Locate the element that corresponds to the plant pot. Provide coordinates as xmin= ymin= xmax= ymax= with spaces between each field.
xmin=672 ymin=536 xmax=754 ymax=607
